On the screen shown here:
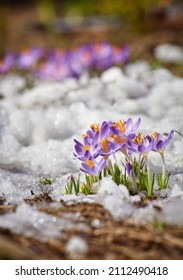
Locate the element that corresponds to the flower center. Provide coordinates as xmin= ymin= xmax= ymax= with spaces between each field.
xmin=91 ymin=123 xmax=100 ymax=132
xmin=101 ymin=138 xmax=108 ymax=153
xmin=133 ymin=133 xmax=144 ymax=145
xmin=83 ymin=145 xmax=90 ymax=151
xmin=112 ymin=120 xmax=126 ymax=133
xmin=86 ymin=160 xmax=95 ymax=168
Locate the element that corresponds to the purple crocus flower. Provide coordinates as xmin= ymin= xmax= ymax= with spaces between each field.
xmin=89 ymin=121 xmax=121 ymax=157
xmin=128 ymin=134 xmax=154 ymax=157
xmin=109 ymin=118 xmax=141 ymax=156
xmin=138 ymin=136 xmax=154 ymax=156
xmin=72 ymin=45 xmax=94 ymax=71
xmin=0 ymin=52 xmax=16 ymax=74
xmin=36 ymin=60 xmax=71 ymax=81
xmin=153 ymin=130 xmax=174 ymax=182
xmin=99 ymin=138 xmax=122 ymax=157
xmin=92 ymin=42 xmax=113 ymax=70
xmin=111 ymin=118 xmax=141 ymax=138
xmin=153 ymin=130 xmax=174 ymax=155
xmin=80 ymin=155 xmax=106 ymax=175
xmin=73 ymin=136 xmax=101 ymax=161
xmin=16 ymin=47 xmax=45 ymax=70
xmin=112 ymin=45 xmax=130 ymax=64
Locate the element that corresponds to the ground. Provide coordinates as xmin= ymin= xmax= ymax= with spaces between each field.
xmin=1 ymin=197 xmax=183 ymax=260
xmin=0 ymin=4 xmax=183 ymax=260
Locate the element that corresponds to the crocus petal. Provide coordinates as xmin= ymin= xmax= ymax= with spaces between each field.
xmin=74 ymin=144 xmax=83 ymax=154
xmin=74 ymin=139 xmax=82 ymax=146
xmin=110 ymin=126 xmax=122 ymax=136
xmin=127 ymin=133 xmax=136 ymax=140
xmin=93 ymin=131 xmax=100 ymax=145
xmin=126 ymin=118 xmax=132 ymax=132
xmin=98 ymin=158 xmax=107 ymax=170
xmin=80 ymin=166 xmax=94 ymax=175
xmin=126 ymin=162 xmax=132 ymax=177
xmin=156 ymin=140 xmax=164 ymax=151
xmin=164 ymin=130 xmax=174 ymax=146
xmin=133 ymin=118 xmax=141 ymax=131
xmin=100 ymin=122 xmax=110 ymax=139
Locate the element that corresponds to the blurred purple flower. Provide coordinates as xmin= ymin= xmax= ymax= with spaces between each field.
xmin=16 ymin=47 xmax=45 ymax=70
xmin=0 ymin=43 xmax=130 ymax=80
xmin=36 ymin=60 xmax=71 ymax=81
xmin=0 ymin=53 xmax=16 ymax=74
xmin=112 ymin=45 xmax=130 ymax=64
xmin=92 ymin=42 xmax=113 ymax=70
xmin=70 ymin=45 xmax=94 ymax=76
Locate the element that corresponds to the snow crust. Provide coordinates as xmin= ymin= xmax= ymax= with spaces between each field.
xmin=1 ymin=51 xmax=183 ymax=239
xmin=154 ymin=43 xmax=183 ymax=63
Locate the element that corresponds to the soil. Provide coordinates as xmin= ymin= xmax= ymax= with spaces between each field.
xmin=0 ymin=200 xmax=183 ymax=260
xmin=0 ymin=4 xmax=183 ymax=260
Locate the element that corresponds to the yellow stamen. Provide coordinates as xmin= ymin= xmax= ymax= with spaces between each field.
xmin=83 ymin=145 xmax=90 ymax=151
xmin=133 ymin=133 xmax=144 ymax=145
xmin=151 ymin=131 xmax=159 ymax=140
xmin=118 ymin=120 xmax=126 ymax=133
xmin=91 ymin=123 xmax=100 ymax=132
xmin=101 ymin=139 xmax=108 ymax=153
xmin=112 ymin=134 xmax=126 ymax=144
xmin=82 ymin=133 xmax=87 ymax=138
xmin=86 ymin=160 xmax=95 ymax=168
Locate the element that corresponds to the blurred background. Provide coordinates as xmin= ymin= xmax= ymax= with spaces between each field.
xmin=0 ymin=0 xmax=183 ymax=59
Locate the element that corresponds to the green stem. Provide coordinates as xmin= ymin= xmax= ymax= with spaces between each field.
xmin=106 ymin=158 xmax=114 ymax=176
xmin=145 ymin=155 xmax=152 ymax=196
xmin=161 ymin=153 xmax=166 ymax=183
xmin=137 ymin=154 xmax=141 ymax=179
xmin=120 ymin=147 xmax=132 ymax=163
xmin=131 ymin=169 xmax=138 ymax=194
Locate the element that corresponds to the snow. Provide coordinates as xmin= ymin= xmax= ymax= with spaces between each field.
xmin=0 ymin=202 xmax=89 ymax=241
xmin=0 ymin=51 xmax=183 ymax=239
xmin=66 ymin=236 xmax=88 ymax=257
xmin=154 ymin=43 xmax=183 ymax=63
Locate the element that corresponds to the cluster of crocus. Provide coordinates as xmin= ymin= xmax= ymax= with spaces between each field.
xmin=72 ymin=118 xmax=174 ymax=196
xmin=0 ymin=43 xmax=129 ymax=81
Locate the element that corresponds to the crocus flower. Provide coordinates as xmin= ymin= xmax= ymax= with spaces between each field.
xmin=0 ymin=53 xmax=16 ymax=74
xmin=17 ymin=47 xmax=45 ymax=70
xmin=111 ymin=118 xmax=141 ymax=137
xmin=73 ymin=134 xmax=101 ymax=161
xmin=138 ymin=136 xmax=154 ymax=157
xmin=153 ymin=130 xmax=174 ymax=155
xmin=90 ymin=121 xmax=122 ymax=157
xmin=128 ymin=134 xmax=154 ymax=157
xmin=153 ymin=130 xmax=174 ymax=182
xmin=109 ymin=118 xmax=141 ymax=159
xmin=80 ymin=155 xmax=106 ymax=176
xmin=125 ymin=161 xmax=138 ymax=193
xmin=72 ymin=45 xmax=94 ymax=71
xmin=36 ymin=60 xmax=71 ymax=81
xmin=112 ymin=45 xmax=130 ymax=64
xmin=92 ymin=42 xmax=113 ymax=70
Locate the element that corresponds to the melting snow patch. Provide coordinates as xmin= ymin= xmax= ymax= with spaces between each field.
xmin=154 ymin=43 xmax=183 ymax=63
xmin=66 ymin=236 xmax=88 ymax=257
